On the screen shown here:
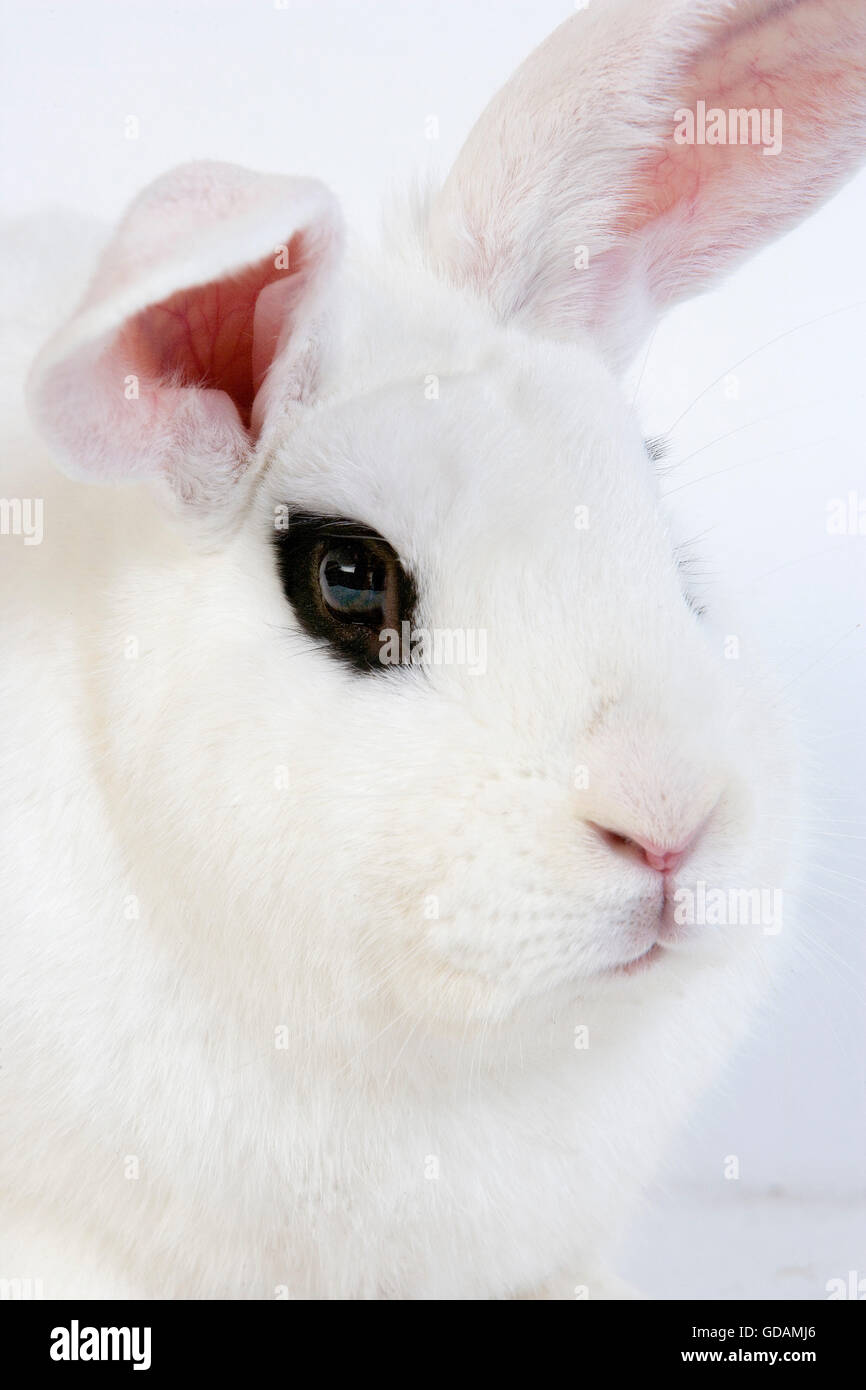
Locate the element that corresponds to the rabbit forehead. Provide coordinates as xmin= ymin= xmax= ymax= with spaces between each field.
xmin=259 ymin=323 xmax=657 ymax=558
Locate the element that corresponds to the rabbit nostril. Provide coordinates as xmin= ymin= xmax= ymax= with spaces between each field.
xmin=591 ymin=824 xmax=643 ymax=860
xmin=600 ymin=828 xmax=632 ymax=852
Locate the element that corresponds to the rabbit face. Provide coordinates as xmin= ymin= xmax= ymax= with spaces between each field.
xmin=101 ymin=269 xmax=785 ymax=1029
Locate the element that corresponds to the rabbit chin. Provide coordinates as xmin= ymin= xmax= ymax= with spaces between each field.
xmin=423 ymin=899 xmax=667 ymax=1005
xmin=365 ymin=869 xmax=773 ymax=1034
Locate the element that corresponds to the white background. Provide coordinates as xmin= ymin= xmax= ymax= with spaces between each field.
xmin=3 ymin=0 xmax=864 ymax=1298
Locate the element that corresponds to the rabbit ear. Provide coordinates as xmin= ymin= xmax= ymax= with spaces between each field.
xmin=429 ymin=0 xmax=866 ymax=371
xmin=28 ymin=161 xmax=343 ymax=509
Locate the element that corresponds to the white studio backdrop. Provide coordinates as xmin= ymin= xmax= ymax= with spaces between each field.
xmin=3 ymin=0 xmax=864 ymax=1297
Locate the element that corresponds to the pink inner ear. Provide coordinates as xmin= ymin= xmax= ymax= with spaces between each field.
xmin=617 ymin=0 xmax=854 ymax=238
xmin=118 ymin=231 xmax=310 ymax=430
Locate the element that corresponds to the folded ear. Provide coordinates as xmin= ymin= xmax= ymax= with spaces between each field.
xmin=428 ymin=0 xmax=866 ymax=371
xmin=28 ymin=161 xmax=343 ymax=509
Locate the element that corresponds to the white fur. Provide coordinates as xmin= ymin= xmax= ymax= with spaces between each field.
xmin=1 ymin=0 xmax=863 ymax=1299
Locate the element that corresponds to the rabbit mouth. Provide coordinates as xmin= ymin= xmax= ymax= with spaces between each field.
xmin=613 ymin=942 xmax=664 ymax=977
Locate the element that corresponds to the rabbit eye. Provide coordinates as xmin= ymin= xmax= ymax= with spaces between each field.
xmin=319 ymin=544 xmax=387 ymax=620
xmin=274 ymin=514 xmax=415 ymax=672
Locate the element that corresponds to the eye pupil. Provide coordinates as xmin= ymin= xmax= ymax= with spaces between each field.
xmin=320 ymin=545 xmax=385 ymax=619
xmin=274 ymin=514 xmax=414 ymax=673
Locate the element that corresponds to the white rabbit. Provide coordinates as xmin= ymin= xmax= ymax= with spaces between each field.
xmin=1 ymin=0 xmax=865 ymax=1300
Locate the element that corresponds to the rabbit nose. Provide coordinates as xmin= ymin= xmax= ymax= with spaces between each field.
xmin=591 ymin=822 xmax=706 ymax=874
xmin=636 ymin=838 xmax=690 ymax=873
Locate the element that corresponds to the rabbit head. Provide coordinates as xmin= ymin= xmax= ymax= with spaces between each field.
xmin=27 ymin=0 xmax=866 ymax=1032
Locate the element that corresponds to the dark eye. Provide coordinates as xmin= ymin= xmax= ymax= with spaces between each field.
xmin=319 ymin=544 xmax=388 ymax=620
xmin=274 ymin=513 xmax=415 ymax=671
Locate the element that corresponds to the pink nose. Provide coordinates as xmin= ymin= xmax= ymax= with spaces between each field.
xmin=636 ymin=841 xmax=689 ymax=874
xmin=591 ymin=823 xmax=705 ymax=874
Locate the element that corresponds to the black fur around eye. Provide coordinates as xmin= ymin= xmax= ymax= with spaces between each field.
xmin=273 ymin=513 xmax=416 ymax=672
